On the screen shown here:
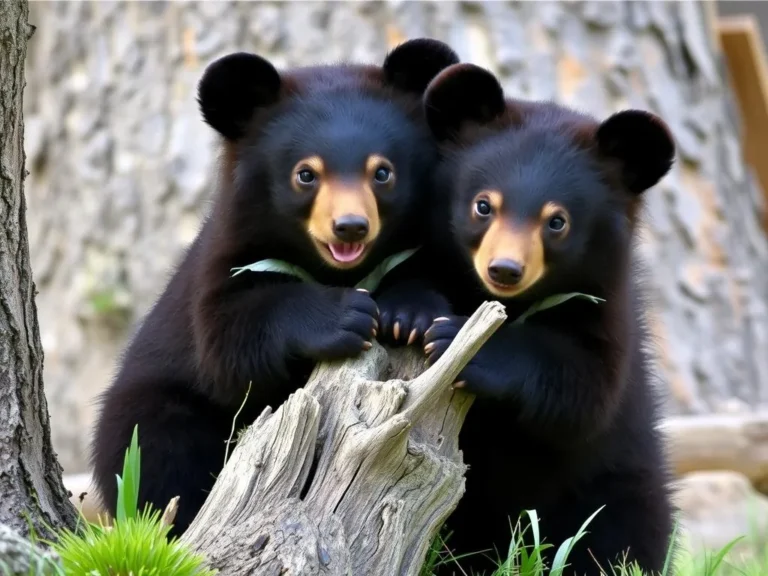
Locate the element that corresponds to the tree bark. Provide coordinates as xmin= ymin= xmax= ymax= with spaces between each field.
xmin=180 ymin=301 xmax=507 ymax=576
xmin=0 ymin=0 xmax=77 ymax=539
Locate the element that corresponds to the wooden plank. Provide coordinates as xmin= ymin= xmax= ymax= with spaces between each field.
xmin=703 ymin=0 xmax=722 ymax=52
xmin=718 ymin=15 xmax=768 ymax=229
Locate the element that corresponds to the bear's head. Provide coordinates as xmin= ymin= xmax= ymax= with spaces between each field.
xmin=422 ymin=63 xmax=676 ymax=301
xmin=197 ymin=39 xmax=459 ymax=281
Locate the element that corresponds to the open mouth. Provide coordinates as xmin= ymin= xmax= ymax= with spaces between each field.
xmin=309 ymin=233 xmax=373 ymax=268
xmin=327 ymin=242 xmax=366 ymax=263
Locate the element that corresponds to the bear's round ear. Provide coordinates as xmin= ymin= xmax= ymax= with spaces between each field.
xmin=197 ymin=52 xmax=282 ymax=141
xmin=423 ymin=63 xmax=506 ymax=142
xmin=382 ymin=38 xmax=460 ymax=95
xmin=596 ymin=110 xmax=676 ymax=194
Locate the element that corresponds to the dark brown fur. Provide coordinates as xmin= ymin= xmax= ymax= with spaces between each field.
xmin=90 ymin=40 xmax=459 ymax=537
xmin=379 ymin=63 xmax=678 ymax=574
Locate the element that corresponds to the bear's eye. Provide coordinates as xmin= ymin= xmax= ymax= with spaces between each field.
xmin=296 ymin=169 xmax=317 ymax=187
xmin=548 ymin=215 xmax=567 ymax=232
xmin=474 ymin=199 xmax=492 ymax=218
xmin=373 ymin=166 xmax=392 ymax=184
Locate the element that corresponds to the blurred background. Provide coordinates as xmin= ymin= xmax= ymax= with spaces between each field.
xmin=20 ymin=0 xmax=768 ymax=560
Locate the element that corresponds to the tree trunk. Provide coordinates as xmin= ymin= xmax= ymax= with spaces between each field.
xmin=0 ymin=0 xmax=77 ymax=540
xmin=180 ymin=302 xmax=506 ymax=576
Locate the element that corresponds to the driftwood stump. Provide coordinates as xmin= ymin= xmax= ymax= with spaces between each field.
xmin=181 ymin=301 xmax=507 ymax=575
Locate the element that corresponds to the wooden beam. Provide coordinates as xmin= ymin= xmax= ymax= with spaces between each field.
xmin=718 ymin=15 xmax=768 ymax=229
xmin=703 ymin=0 xmax=722 ymax=53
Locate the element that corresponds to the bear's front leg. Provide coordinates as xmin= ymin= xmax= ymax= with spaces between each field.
xmin=194 ymin=280 xmax=379 ymax=407
xmin=422 ymin=316 xmax=623 ymax=442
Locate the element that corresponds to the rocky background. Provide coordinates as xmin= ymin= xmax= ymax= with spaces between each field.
xmin=20 ymin=0 xmax=768 ymax=558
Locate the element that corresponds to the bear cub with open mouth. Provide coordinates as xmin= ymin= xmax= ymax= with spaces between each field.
xmin=90 ymin=39 xmax=459 ymax=537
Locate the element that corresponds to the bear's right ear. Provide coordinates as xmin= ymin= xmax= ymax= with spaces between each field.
xmin=423 ymin=63 xmax=506 ymax=141
xmin=596 ymin=110 xmax=676 ymax=195
xmin=197 ymin=52 xmax=282 ymax=141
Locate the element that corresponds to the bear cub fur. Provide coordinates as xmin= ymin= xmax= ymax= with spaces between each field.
xmin=381 ymin=63 xmax=677 ymax=574
xmin=90 ymin=39 xmax=459 ymax=537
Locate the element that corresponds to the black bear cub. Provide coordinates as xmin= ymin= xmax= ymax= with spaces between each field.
xmin=397 ymin=63 xmax=676 ymax=574
xmin=90 ymin=39 xmax=459 ymax=537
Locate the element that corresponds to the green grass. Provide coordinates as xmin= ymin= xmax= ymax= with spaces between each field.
xmin=51 ymin=507 xmax=215 ymax=576
xmin=419 ymin=508 xmax=768 ymax=576
xmin=43 ymin=425 xmax=216 ymax=576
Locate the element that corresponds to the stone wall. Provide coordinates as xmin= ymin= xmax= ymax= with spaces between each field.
xmin=22 ymin=0 xmax=768 ymax=474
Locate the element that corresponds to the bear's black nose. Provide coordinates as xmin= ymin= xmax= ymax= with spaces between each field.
xmin=333 ymin=215 xmax=369 ymax=242
xmin=488 ymin=259 xmax=524 ymax=286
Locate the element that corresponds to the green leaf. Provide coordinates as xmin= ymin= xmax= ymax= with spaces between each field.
xmin=230 ymin=248 xmax=420 ymax=294
xmin=513 ymin=292 xmax=605 ymax=325
xmin=355 ymin=248 xmax=419 ymax=292
xmin=116 ymin=425 xmax=141 ymax=523
xmin=231 ymin=259 xmax=316 ymax=284
xmin=115 ymin=475 xmax=126 ymax=524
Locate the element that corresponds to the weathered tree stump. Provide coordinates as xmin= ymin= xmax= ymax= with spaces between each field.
xmin=181 ymin=301 xmax=507 ymax=575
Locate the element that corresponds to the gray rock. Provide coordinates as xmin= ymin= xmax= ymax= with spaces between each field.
xmin=676 ymin=471 xmax=768 ymax=558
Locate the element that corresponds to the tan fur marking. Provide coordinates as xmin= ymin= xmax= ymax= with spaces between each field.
xmin=473 ymin=218 xmax=546 ymax=298
xmin=306 ymin=177 xmax=381 ymax=269
xmin=365 ymin=154 xmax=396 ymax=189
xmin=471 ymin=190 xmax=503 ymax=220
xmin=299 ymin=155 xmax=387 ymax=268
xmin=540 ymin=201 xmax=571 ymax=238
xmin=291 ymin=156 xmax=325 ymax=193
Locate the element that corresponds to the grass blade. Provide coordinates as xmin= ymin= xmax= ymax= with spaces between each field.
xmin=549 ymin=505 xmax=604 ymax=575
xmin=116 ymin=424 xmax=141 ymax=522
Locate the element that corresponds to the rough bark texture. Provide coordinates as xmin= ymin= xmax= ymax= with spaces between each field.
xmin=180 ymin=302 xmax=506 ymax=576
xmin=0 ymin=0 xmax=77 ymax=539
xmin=20 ymin=0 xmax=768 ymax=476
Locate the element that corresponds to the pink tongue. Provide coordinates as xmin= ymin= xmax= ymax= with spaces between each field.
xmin=328 ymin=242 xmax=365 ymax=263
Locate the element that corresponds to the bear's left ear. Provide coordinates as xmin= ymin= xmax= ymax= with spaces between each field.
xmin=382 ymin=38 xmax=460 ymax=95
xmin=423 ymin=63 xmax=506 ymax=142
xmin=595 ymin=110 xmax=676 ymax=195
